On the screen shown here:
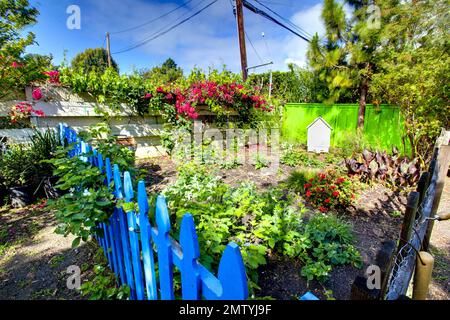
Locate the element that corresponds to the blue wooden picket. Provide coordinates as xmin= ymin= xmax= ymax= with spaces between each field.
xmin=58 ymin=123 xmax=248 ymax=300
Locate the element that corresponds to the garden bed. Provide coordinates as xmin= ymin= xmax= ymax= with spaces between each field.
xmin=137 ymin=148 xmax=408 ymax=300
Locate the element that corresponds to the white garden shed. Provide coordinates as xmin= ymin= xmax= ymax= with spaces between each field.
xmin=307 ymin=116 xmax=332 ymax=153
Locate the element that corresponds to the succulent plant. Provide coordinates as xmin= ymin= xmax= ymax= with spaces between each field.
xmin=345 ymin=147 xmax=420 ymax=187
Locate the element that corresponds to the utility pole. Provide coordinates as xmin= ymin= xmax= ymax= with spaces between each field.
xmin=106 ymin=32 xmax=112 ymax=68
xmin=235 ymin=0 xmax=248 ymax=81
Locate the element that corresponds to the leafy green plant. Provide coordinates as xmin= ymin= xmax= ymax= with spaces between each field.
xmin=80 ymin=264 xmax=129 ymax=300
xmin=254 ymin=154 xmax=269 ymax=170
xmin=162 ymin=162 xmax=361 ymax=291
xmin=281 ymin=144 xmax=325 ymax=168
xmin=46 ymin=147 xmax=115 ymax=246
xmin=78 ymin=123 xmax=135 ymax=173
xmin=283 ymin=214 xmax=362 ymax=283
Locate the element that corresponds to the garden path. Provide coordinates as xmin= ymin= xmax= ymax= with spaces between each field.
xmin=427 ymin=175 xmax=450 ymax=300
xmin=0 ymin=206 xmax=96 ymax=300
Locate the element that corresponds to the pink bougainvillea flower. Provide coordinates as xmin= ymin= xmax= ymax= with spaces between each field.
xmin=33 ymin=109 xmax=45 ymax=117
xmin=144 ymin=93 xmax=153 ymax=99
xmin=11 ymin=61 xmax=19 ymax=68
xmin=32 ymin=88 xmax=43 ymax=100
xmin=43 ymin=70 xmax=60 ymax=84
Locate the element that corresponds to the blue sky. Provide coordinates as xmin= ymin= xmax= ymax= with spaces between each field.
xmin=25 ymin=0 xmax=327 ymax=74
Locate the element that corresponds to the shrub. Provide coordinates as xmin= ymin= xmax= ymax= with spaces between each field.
xmin=162 ymin=162 xmax=361 ymax=290
xmin=71 ymin=48 xmax=119 ymax=74
xmin=0 ymin=128 xmax=59 ymax=189
xmin=283 ymin=214 xmax=362 ymax=282
xmin=345 ymin=148 xmax=420 ymax=188
xmin=281 ymin=144 xmax=325 ymax=168
xmin=46 ymin=147 xmax=115 ymax=246
xmin=288 ymin=170 xmax=356 ymax=212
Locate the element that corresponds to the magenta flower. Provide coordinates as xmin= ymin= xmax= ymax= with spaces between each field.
xmin=32 ymin=88 xmax=43 ymax=100
xmin=11 ymin=62 xmax=19 ymax=68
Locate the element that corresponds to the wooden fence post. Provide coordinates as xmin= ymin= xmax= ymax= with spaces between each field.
xmin=350 ymin=241 xmax=397 ymax=300
xmin=416 ymin=172 xmax=430 ymax=208
xmin=398 ymin=192 xmax=420 ymax=251
xmin=422 ymin=145 xmax=450 ymax=251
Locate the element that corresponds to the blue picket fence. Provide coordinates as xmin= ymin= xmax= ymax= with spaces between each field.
xmin=58 ymin=123 xmax=248 ymax=300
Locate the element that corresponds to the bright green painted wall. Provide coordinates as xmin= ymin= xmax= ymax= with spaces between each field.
xmin=282 ymin=103 xmax=410 ymax=154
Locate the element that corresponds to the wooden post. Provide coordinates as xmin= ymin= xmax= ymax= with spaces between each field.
xmin=416 ymin=172 xmax=430 ymax=208
xmin=106 ymin=32 xmax=112 ymax=68
xmin=398 ymin=192 xmax=420 ymax=251
xmin=412 ymin=251 xmax=434 ymax=300
xmin=350 ymin=241 xmax=396 ymax=300
xmin=422 ymin=145 xmax=450 ymax=251
xmin=235 ymin=0 xmax=248 ymax=81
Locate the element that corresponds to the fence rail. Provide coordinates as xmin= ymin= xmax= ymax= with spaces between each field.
xmin=59 ymin=123 xmax=249 ymax=300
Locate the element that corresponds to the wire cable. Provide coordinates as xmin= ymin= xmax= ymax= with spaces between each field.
xmin=252 ymin=0 xmax=313 ymax=38
xmin=112 ymin=0 xmax=218 ymax=54
xmin=242 ymin=0 xmax=311 ymax=43
xmin=110 ymin=0 xmax=194 ymax=35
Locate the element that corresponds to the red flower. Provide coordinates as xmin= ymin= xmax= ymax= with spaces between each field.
xmin=336 ymin=177 xmax=346 ymax=184
xmin=32 ymin=88 xmax=43 ymax=100
xmin=156 ymin=87 xmax=164 ymax=93
xmin=144 ymin=93 xmax=153 ymax=99
xmin=319 ymin=206 xmax=328 ymax=213
xmin=332 ymin=191 xmax=340 ymax=198
xmin=325 ymin=198 xmax=331 ymax=204
xmin=306 ymin=190 xmax=312 ymax=197
xmin=304 ymin=183 xmax=312 ymax=189
xmin=11 ymin=61 xmax=19 ymax=68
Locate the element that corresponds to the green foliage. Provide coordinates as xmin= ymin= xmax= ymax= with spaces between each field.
xmin=283 ymin=214 xmax=362 ymax=283
xmin=287 ymin=170 xmax=357 ymax=212
xmin=46 ymin=147 xmax=115 ymax=244
xmin=370 ymin=0 xmax=449 ymax=165
xmin=162 ymin=162 xmax=361 ymax=291
xmin=80 ymin=259 xmax=129 ymax=300
xmin=280 ymin=144 xmax=325 ymax=168
xmin=248 ymin=64 xmax=328 ymax=103
xmin=71 ymin=48 xmax=118 ymax=74
xmin=0 ymin=0 xmax=50 ymax=100
xmin=141 ymin=57 xmax=183 ymax=84
xmin=0 ymin=128 xmax=59 ymax=188
xmin=78 ymin=122 xmax=135 ymax=173
xmin=254 ymin=154 xmax=269 ymax=170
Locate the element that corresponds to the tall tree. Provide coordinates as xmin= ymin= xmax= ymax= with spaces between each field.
xmin=0 ymin=0 xmax=42 ymax=100
xmin=307 ymin=0 xmax=383 ymax=128
xmin=141 ymin=57 xmax=183 ymax=84
xmin=71 ymin=48 xmax=119 ymax=74
xmin=370 ymin=0 xmax=449 ymax=163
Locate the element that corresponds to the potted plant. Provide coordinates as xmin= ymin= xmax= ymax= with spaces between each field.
xmin=0 ymin=144 xmax=36 ymax=207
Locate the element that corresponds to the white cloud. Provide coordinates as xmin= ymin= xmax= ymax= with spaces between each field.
xmin=84 ymin=0 xmax=326 ymax=73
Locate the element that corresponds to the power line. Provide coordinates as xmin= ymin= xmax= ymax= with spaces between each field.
xmin=113 ymin=0 xmax=218 ymax=54
xmin=242 ymin=0 xmax=311 ymax=43
xmin=110 ymin=0 xmax=194 ymax=35
xmin=252 ymin=0 xmax=313 ymax=38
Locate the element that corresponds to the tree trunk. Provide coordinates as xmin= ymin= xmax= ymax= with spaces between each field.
xmin=357 ymin=78 xmax=369 ymax=129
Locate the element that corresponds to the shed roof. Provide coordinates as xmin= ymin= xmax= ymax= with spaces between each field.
xmin=307 ymin=116 xmax=332 ymax=130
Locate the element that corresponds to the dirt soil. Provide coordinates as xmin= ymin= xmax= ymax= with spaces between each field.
xmin=137 ymin=155 xmax=409 ymax=300
xmin=0 ymin=205 xmax=98 ymax=300
xmin=258 ymin=184 xmax=406 ymax=300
